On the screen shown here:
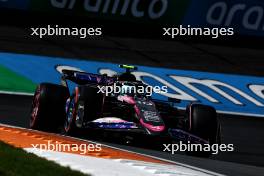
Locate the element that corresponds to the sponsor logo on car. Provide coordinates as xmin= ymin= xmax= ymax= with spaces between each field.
xmin=92 ymin=117 xmax=138 ymax=129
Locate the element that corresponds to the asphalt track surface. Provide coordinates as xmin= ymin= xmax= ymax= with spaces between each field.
xmin=1 ymin=94 xmax=264 ymax=176
xmin=0 ymin=25 xmax=264 ymax=176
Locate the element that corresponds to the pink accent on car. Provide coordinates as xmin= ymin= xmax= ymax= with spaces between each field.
xmin=30 ymin=85 xmax=41 ymax=128
xmin=134 ymin=105 xmax=141 ymax=115
xmin=140 ymin=118 xmax=165 ymax=132
xmin=120 ymin=96 xmax=136 ymax=105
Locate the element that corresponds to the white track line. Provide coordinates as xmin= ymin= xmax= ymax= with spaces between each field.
xmin=0 ymin=123 xmax=224 ymax=176
xmin=0 ymin=91 xmax=34 ymax=96
xmin=26 ymin=148 xmax=216 ymax=176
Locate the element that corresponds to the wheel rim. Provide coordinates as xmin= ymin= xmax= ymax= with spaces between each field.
xmin=30 ymin=86 xmax=41 ymax=127
xmin=64 ymin=98 xmax=75 ymax=132
xmin=75 ymin=102 xmax=84 ymax=128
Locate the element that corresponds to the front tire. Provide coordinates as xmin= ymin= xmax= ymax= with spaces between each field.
xmin=63 ymin=86 xmax=103 ymax=135
xmin=187 ymin=103 xmax=221 ymax=157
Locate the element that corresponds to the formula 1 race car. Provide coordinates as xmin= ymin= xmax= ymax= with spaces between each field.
xmin=30 ymin=65 xmax=221 ymax=156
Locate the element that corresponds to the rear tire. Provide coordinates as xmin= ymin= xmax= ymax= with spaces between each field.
xmin=30 ymin=83 xmax=69 ymax=132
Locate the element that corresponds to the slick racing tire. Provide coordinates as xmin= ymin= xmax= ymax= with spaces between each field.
xmin=30 ymin=83 xmax=69 ymax=132
xmin=187 ymin=103 xmax=221 ymax=157
xmin=63 ymin=86 xmax=103 ymax=135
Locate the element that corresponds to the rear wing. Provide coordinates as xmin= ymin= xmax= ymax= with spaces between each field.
xmin=61 ymin=69 xmax=116 ymax=85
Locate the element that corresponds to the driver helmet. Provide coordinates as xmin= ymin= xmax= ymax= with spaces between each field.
xmin=118 ymin=72 xmax=137 ymax=82
xmin=121 ymin=84 xmax=136 ymax=96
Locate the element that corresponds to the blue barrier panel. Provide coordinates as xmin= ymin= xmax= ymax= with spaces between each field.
xmin=0 ymin=52 xmax=263 ymax=117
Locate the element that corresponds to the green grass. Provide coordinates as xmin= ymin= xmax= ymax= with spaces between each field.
xmin=0 ymin=64 xmax=36 ymax=93
xmin=0 ymin=141 xmax=89 ymax=176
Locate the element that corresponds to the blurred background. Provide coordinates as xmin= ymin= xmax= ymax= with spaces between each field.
xmin=0 ymin=1 xmax=264 ymax=175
